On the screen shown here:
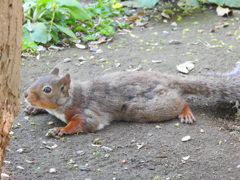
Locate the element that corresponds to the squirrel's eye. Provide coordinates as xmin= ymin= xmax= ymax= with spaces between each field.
xmin=43 ymin=87 xmax=52 ymax=93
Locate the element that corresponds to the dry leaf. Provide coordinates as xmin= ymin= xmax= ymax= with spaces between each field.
xmin=216 ymin=6 xmax=232 ymax=17
xmin=177 ymin=61 xmax=195 ymax=74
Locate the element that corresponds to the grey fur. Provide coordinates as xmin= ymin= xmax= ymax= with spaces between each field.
xmin=25 ymin=64 xmax=240 ymax=133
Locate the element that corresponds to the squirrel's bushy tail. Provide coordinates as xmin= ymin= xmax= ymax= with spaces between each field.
xmin=212 ymin=62 xmax=240 ymax=77
xmin=177 ymin=62 xmax=240 ymax=101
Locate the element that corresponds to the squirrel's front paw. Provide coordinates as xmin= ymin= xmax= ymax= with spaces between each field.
xmin=24 ymin=105 xmax=46 ymax=115
xmin=46 ymin=127 xmax=69 ymax=138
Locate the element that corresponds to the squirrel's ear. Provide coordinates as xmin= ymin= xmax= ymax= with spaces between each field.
xmin=60 ymin=73 xmax=71 ymax=85
xmin=50 ymin=68 xmax=59 ymax=75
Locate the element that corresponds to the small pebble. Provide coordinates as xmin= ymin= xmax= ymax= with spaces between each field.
xmin=79 ymin=166 xmax=91 ymax=171
xmin=45 ymin=144 xmax=58 ymax=150
xmin=152 ymin=60 xmax=162 ymax=63
xmin=24 ymin=116 xmax=30 ymax=120
xmin=200 ymin=129 xmax=205 ymax=133
xmin=96 ymin=49 xmax=103 ymax=53
xmin=37 ymin=45 xmax=46 ymax=51
xmin=115 ymin=63 xmax=121 ymax=67
xmin=48 ymin=46 xmax=64 ymax=51
xmin=25 ymin=159 xmax=33 ymax=164
xmin=163 ymin=19 xmax=168 ymax=23
xmin=17 ymin=148 xmax=24 ymax=154
xmin=76 ymin=150 xmax=85 ymax=156
xmin=181 ymin=135 xmax=191 ymax=142
xmin=168 ymin=40 xmax=182 ymax=45
xmin=101 ymin=146 xmax=113 ymax=152
xmin=104 ymin=153 xmax=110 ymax=158
xmin=182 ymin=155 xmax=190 ymax=161
xmin=148 ymin=166 xmax=155 ymax=170
xmin=171 ymin=22 xmax=177 ymax=26
xmin=1 ymin=173 xmax=10 ymax=178
xmin=69 ymin=159 xmax=75 ymax=164
xmin=3 ymin=160 xmax=11 ymax=164
xmin=89 ymin=46 xmax=98 ymax=52
xmin=16 ymin=166 xmax=25 ymax=170
xmin=163 ymin=30 xmax=170 ymax=34
xmin=76 ymin=44 xmax=87 ymax=49
xmin=49 ymin=168 xmax=56 ymax=173
xmin=63 ymin=58 xmax=72 ymax=63
xmin=47 ymin=121 xmax=54 ymax=125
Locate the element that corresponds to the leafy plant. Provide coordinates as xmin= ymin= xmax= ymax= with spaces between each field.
xmin=121 ymin=0 xmax=159 ymax=8
xmin=22 ymin=0 xmax=91 ymax=51
xmin=208 ymin=0 xmax=240 ymax=8
xmin=22 ymin=0 xmax=130 ymax=51
xmin=83 ymin=0 xmax=130 ymax=41
xmin=138 ymin=0 xmax=159 ymax=8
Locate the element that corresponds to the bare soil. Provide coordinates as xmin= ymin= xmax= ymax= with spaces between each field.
xmin=3 ymin=9 xmax=240 ymax=180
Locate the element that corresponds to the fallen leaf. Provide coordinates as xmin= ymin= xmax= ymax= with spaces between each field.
xmin=216 ymin=6 xmax=232 ymax=17
xmin=135 ymin=21 xmax=148 ymax=27
xmin=198 ymin=29 xmax=205 ymax=33
xmin=136 ymin=142 xmax=145 ymax=149
xmin=161 ymin=12 xmax=170 ymax=19
xmin=88 ymin=37 xmax=107 ymax=45
xmin=126 ymin=64 xmax=142 ymax=71
xmin=177 ymin=61 xmax=195 ymax=74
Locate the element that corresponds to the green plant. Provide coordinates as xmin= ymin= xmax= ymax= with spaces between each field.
xmin=121 ymin=0 xmax=159 ymax=8
xmin=84 ymin=0 xmax=130 ymax=41
xmin=67 ymin=162 xmax=72 ymax=168
xmin=22 ymin=0 xmax=91 ymax=51
xmin=208 ymin=0 xmax=240 ymax=8
xmin=22 ymin=0 xmax=130 ymax=51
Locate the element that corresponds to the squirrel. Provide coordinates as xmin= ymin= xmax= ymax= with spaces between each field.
xmin=24 ymin=64 xmax=240 ymax=138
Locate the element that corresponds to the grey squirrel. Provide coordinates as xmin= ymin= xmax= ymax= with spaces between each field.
xmin=24 ymin=64 xmax=240 ymax=137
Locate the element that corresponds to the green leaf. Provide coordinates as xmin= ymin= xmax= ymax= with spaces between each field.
xmin=29 ymin=22 xmax=51 ymax=43
xmin=55 ymin=0 xmax=91 ymax=21
xmin=138 ymin=0 xmax=159 ymax=8
xmin=208 ymin=0 xmax=240 ymax=8
xmin=121 ymin=0 xmax=144 ymax=8
xmin=54 ymin=23 xmax=77 ymax=39
xmin=122 ymin=0 xmax=159 ymax=8
xmin=50 ymin=30 xmax=59 ymax=43
xmin=22 ymin=37 xmax=38 ymax=51
xmin=186 ymin=0 xmax=199 ymax=6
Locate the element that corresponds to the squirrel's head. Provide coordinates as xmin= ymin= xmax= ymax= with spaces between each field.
xmin=24 ymin=68 xmax=71 ymax=109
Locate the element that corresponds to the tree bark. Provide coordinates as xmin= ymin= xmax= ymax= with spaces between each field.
xmin=0 ymin=0 xmax=22 ymax=175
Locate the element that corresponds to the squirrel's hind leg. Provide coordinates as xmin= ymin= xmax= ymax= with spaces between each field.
xmin=178 ymin=104 xmax=196 ymax=124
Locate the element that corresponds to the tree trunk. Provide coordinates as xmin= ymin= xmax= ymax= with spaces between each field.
xmin=0 ymin=0 xmax=22 ymax=175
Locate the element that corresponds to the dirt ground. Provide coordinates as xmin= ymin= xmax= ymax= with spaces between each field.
xmin=3 ymin=8 xmax=240 ymax=180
